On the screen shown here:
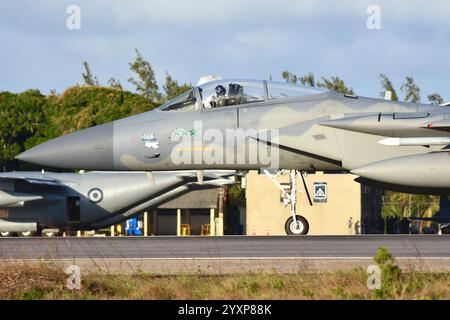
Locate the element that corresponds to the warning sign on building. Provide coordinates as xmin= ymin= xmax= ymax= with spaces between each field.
xmin=313 ymin=182 xmax=327 ymax=203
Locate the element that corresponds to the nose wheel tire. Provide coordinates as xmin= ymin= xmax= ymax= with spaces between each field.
xmin=0 ymin=231 xmax=11 ymax=237
xmin=285 ymin=215 xmax=309 ymax=235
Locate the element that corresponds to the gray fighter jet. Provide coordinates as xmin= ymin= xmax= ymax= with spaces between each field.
xmin=19 ymin=78 xmax=450 ymax=235
xmin=0 ymin=170 xmax=234 ymax=236
xmin=16 ymin=79 xmax=450 ymax=193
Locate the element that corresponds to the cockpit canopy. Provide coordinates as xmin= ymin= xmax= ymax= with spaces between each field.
xmin=158 ymin=79 xmax=327 ymax=111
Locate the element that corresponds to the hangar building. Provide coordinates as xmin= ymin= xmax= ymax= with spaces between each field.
xmin=244 ymin=171 xmax=382 ymax=235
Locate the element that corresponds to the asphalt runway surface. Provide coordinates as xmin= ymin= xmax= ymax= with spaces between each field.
xmin=0 ymin=235 xmax=449 ymax=260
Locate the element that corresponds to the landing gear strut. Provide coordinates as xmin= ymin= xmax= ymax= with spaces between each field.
xmin=264 ymin=169 xmax=312 ymax=235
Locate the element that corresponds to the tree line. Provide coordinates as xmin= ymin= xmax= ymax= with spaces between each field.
xmin=81 ymin=49 xmax=192 ymax=102
xmin=281 ymin=70 xmax=445 ymax=104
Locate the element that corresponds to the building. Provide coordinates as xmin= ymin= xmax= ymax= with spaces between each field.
xmin=121 ymin=171 xmax=382 ymax=237
xmin=149 ymin=185 xmax=227 ymax=236
xmin=245 ymin=170 xmax=381 ymax=235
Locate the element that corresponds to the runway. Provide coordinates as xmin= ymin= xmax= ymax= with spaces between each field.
xmin=1 ymin=235 xmax=449 ymax=274
xmin=1 ymin=235 xmax=449 ymax=259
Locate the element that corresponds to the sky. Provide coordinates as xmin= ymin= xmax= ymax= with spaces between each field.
xmin=1 ymin=0 xmax=449 ymax=101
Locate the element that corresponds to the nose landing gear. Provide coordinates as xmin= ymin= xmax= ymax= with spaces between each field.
xmin=264 ymin=169 xmax=312 ymax=235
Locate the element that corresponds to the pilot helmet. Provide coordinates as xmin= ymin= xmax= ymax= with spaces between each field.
xmin=215 ymin=85 xmax=226 ymax=96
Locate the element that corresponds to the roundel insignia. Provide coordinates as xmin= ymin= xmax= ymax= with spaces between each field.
xmin=88 ymin=188 xmax=103 ymax=203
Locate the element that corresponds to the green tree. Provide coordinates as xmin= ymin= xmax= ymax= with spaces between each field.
xmin=282 ymin=71 xmax=316 ymax=86
xmin=317 ymin=76 xmax=354 ymax=95
xmin=382 ymin=191 xmax=438 ymax=220
xmin=0 ymin=90 xmax=47 ymax=170
xmin=163 ymin=72 xmax=192 ymax=101
xmin=299 ymin=73 xmax=315 ymax=87
xmin=45 ymin=86 xmax=158 ymax=137
xmin=281 ymin=70 xmax=298 ymax=84
xmin=379 ymin=74 xmax=398 ymax=101
xmin=428 ymin=93 xmax=444 ymax=105
xmin=128 ymin=49 xmax=161 ymax=102
xmin=82 ymin=61 xmax=99 ymax=86
xmin=400 ymin=76 xmax=421 ymax=103
xmin=108 ymin=78 xmax=123 ymax=90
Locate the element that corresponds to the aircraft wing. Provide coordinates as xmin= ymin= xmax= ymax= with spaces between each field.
xmin=0 ymin=173 xmax=62 ymax=186
xmin=0 ymin=173 xmax=60 ymax=207
xmin=0 ymin=190 xmax=42 ymax=207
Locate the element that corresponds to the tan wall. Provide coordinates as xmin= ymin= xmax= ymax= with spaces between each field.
xmin=246 ymin=171 xmax=361 ymax=235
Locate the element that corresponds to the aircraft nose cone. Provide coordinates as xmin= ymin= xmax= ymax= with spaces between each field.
xmin=16 ymin=123 xmax=114 ymax=170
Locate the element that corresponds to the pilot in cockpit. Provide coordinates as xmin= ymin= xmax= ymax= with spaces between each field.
xmin=213 ymin=85 xmax=227 ymax=107
xmin=204 ymin=84 xmax=227 ymax=108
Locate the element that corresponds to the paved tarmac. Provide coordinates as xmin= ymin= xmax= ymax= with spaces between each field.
xmin=0 ymin=235 xmax=449 ymax=260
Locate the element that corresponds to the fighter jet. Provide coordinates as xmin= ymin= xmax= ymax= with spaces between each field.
xmin=16 ymin=79 xmax=450 ymax=193
xmin=0 ymin=170 xmax=234 ymax=237
xmin=19 ymin=78 xmax=450 ymax=235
